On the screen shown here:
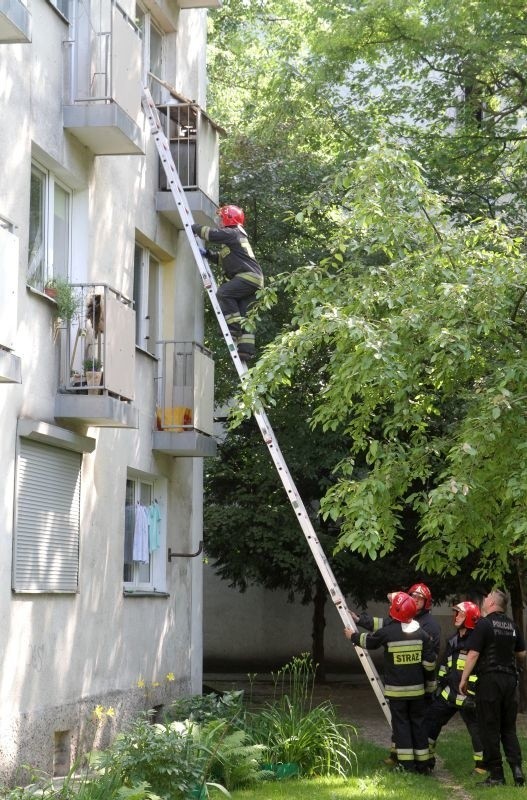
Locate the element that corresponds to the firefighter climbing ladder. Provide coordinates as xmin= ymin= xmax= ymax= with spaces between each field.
xmin=141 ymin=85 xmax=391 ymax=726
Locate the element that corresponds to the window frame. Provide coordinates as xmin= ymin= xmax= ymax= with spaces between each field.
xmin=27 ymin=161 xmax=72 ymax=291
xmin=133 ymin=242 xmax=160 ymax=355
xmin=136 ymin=3 xmax=165 ymax=101
xmin=123 ymin=475 xmax=166 ymax=593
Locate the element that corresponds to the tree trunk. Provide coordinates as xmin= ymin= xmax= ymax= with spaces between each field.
xmin=312 ymin=573 xmax=327 ymax=682
xmin=509 ymin=560 xmax=526 ymax=713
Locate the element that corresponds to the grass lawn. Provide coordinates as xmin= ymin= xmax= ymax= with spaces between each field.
xmin=210 ymin=739 xmax=452 ymax=800
xmin=208 ymin=725 xmax=527 ymax=800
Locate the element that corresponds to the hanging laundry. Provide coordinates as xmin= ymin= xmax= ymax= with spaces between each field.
xmin=148 ymin=501 xmax=162 ymax=553
xmin=132 ymin=503 xmax=149 ymax=563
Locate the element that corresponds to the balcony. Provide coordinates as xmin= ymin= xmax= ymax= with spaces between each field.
xmin=0 ymin=0 xmax=31 ymax=43
xmin=63 ymin=1 xmax=143 ymax=155
xmin=153 ymin=341 xmax=216 ymax=457
xmin=0 ymin=222 xmax=21 ymax=382
xmin=177 ymin=0 xmax=221 ymax=7
xmin=154 ymin=94 xmax=221 ymax=228
xmin=54 ymin=284 xmax=138 ymax=428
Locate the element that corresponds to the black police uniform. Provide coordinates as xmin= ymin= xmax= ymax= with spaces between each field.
xmin=466 ymin=611 xmax=525 ymax=784
xmin=426 ymin=629 xmax=483 ymax=770
xmin=351 ymin=620 xmax=436 ymax=772
xmin=192 ymin=223 xmax=263 ymax=358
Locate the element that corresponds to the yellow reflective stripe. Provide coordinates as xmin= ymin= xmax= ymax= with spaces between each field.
xmin=372 ymin=617 xmax=383 ymax=631
xmin=201 ymin=227 xmax=211 ymax=240
xmin=359 ymin=632 xmax=369 ymax=648
xmin=415 ymin=749 xmax=430 ymax=762
xmin=238 ymin=271 xmax=264 ymax=287
xmin=397 ymin=750 xmax=415 ymax=761
xmin=423 ymin=659 xmax=436 ymax=669
xmin=385 ymin=684 xmax=425 ymax=697
xmin=438 ymin=667 xmax=447 ymax=678
xmin=441 ymin=687 xmax=450 ymax=701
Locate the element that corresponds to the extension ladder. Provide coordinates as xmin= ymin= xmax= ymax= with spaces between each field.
xmin=141 ymin=86 xmax=391 ymax=726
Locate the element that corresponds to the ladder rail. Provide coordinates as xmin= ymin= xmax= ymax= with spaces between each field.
xmin=141 ymin=86 xmax=391 ymax=726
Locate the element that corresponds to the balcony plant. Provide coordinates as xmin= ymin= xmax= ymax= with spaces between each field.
xmin=44 ymin=278 xmax=78 ymax=322
xmin=83 ymin=357 xmax=103 ymax=393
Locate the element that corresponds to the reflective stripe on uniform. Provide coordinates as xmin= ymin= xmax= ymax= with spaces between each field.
xmin=384 ymin=684 xmax=425 ymax=698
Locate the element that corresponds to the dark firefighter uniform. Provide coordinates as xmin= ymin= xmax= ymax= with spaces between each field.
xmin=466 ymin=612 xmax=525 ymax=784
xmin=426 ymin=630 xmax=483 ymax=770
xmin=191 ymin=223 xmax=263 ymax=359
xmin=356 ymin=608 xmax=441 ymax=658
xmin=351 ymin=621 xmax=436 ymax=771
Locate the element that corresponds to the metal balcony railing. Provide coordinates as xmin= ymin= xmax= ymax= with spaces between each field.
xmin=58 ymin=284 xmax=135 ymax=402
xmin=156 ymin=341 xmax=214 ymax=435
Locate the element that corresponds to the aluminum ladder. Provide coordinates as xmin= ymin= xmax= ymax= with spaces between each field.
xmin=141 ymin=85 xmax=391 ymax=726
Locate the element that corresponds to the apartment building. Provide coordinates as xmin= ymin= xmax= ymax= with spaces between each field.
xmin=0 ymin=0 xmax=219 ymax=781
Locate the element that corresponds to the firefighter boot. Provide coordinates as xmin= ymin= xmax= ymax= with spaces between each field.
xmin=511 ymin=764 xmax=525 ymax=786
xmin=479 ymin=768 xmax=505 ymax=787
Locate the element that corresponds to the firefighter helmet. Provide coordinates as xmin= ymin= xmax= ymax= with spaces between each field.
xmin=408 ymin=582 xmax=433 ymax=610
xmin=218 ymin=205 xmax=245 ymax=227
xmin=453 ymin=601 xmax=481 ymax=630
xmin=389 ymin=592 xmax=417 ymax=623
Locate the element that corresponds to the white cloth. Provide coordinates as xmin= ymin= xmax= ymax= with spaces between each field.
xmin=132 ymin=504 xmax=149 ymax=563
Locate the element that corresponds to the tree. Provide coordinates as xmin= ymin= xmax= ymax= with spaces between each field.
xmin=235 ymin=144 xmax=527 ymax=590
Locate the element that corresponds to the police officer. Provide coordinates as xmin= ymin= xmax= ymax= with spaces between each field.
xmin=345 ymin=592 xmax=436 ymax=773
xmin=426 ymin=601 xmax=484 ymax=773
xmin=460 ymin=589 xmax=526 ymax=787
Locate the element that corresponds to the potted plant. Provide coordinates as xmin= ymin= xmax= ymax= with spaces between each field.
xmin=44 ymin=278 xmax=78 ymax=322
xmin=83 ymin=357 xmax=103 ymax=394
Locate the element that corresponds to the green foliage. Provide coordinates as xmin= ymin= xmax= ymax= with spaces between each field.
xmin=166 ymin=692 xmax=245 ymax=727
xmin=92 ymin=718 xmax=207 ymax=800
xmin=206 ymin=0 xmax=527 ymax=590
xmin=45 ymin=278 xmax=79 ymax=322
xmin=234 ymin=143 xmax=527 ymax=583
xmin=246 ymin=656 xmax=356 ymax=777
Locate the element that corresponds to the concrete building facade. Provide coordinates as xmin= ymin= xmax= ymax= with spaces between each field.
xmin=0 ymin=0 xmax=219 ymax=781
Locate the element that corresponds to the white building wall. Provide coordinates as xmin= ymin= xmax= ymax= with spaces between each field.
xmin=0 ymin=0 xmax=217 ymax=782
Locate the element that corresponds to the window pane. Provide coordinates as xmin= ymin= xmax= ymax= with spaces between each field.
xmin=133 ymin=244 xmax=143 ymax=346
xmin=150 ymin=24 xmax=163 ymax=77
xmin=147 ymin=257 xmax=159 ymax=355
xmin=53 ymin=183 xmax=70 ymax=280
xmin=123 ymin=479 xmax=135 ymax=582
xmin=28 ymin=166 xmax=46 ymax=287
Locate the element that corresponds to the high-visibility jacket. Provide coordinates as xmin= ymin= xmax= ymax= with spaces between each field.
xmin=437 ymin=630 xmax=478 ymax=706
xmin=351 ymin=620 xmax=436 ymax=699
xmin=191 ymin=223 xmax=263 ymax=287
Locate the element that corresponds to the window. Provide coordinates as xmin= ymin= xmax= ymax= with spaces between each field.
xmin=13 ymin=439 xmax=81 ymax=593
xmin=28 ymin=162 xmax=71 ymax=290
xmin=133 ymin=243 xmax=160 ymax=355
xmin=123 ymin=477 xmax=164 ymax=591
xmin=47 ymin=0 xmax=70 ymax=20
xmin=137 ymin=5 xmax=164 ymax=102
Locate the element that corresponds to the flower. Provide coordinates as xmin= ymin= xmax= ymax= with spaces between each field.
xmin=137 ymin=677 xmax=145 ymax=688
xmin=166 ymin=672 xmax=175 ymax=682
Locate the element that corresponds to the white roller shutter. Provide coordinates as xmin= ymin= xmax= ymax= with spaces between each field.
xmin=13 ymin=439 xmax=81 ymax=592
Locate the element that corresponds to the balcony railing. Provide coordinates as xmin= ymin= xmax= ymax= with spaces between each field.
xmin=58 ymin=284 xmax=135 ymax=402
xmin=156 ymin=341 xmax=214 ymax=434
xmin=153 ymin=341 xmax=216 ymax=457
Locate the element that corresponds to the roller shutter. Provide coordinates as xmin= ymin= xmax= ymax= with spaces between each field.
xmin=13 ymin=439 xmax=81 ymax=592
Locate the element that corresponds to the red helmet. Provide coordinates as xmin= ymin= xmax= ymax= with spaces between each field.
xmin=408 ymin=583 xmax=432 ymax=610
xmin=389 ymin=592 xmax=417 ymax=624
xmin=218 ymin=205 xmax=245 ymax=227
xmin=453 ymin=601 xmax=481 ymax=630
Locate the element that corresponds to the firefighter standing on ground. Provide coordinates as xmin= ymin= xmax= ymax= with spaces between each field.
xmin=345 ymin=591 xmax=436 ymax=773
xmin=459 ymin=589 xmax=526 ymax=787
xmin=192 ymin=205 xmax=263 ymax=362
xmin=352 ymin=582 xmax=441 ymax=659
xmin=426 ymin=601 xmax=484 ymax=773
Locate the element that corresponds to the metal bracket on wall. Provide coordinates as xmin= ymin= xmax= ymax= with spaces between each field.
xmin=167 ymin=541 xmax=204 ymax=561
